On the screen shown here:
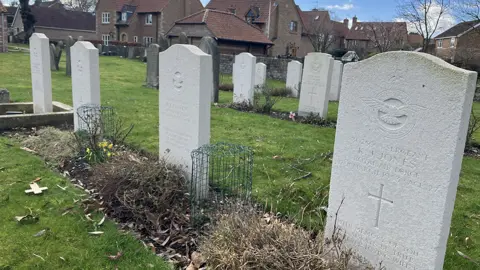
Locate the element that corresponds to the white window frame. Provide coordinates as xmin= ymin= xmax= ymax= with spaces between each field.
xmin=102 ymin=34 xmax=110 ymax=45
xmin=121 ymin=12 xmax=127 ymax=21
xmin=289 ymin=21 xmax=297 ymax=32
xmin=143 ymin=36 xmax=153 ymax=46
xmin=450 ymin=37 xmax=455 ymax=48
xmin=133 ymin=36 xmax=138 ymax=43
xmin=437 ymin=39 xmax=443 ymax=48
xmin=102 ymin=12 xmax=110 ymax=24
xmin=145 ymin=14 xmax=153 ymax=25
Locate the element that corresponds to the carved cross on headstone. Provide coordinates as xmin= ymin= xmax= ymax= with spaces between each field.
xmin=307 ymin=86 xmax=318 ymax=106
xmin=368 ymin=184 xmax=393 ymax=228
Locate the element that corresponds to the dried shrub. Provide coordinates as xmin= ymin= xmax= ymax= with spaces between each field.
xmin=219 ymin=83 xmax=233 ymax=91
xmin=253 ymin=85 xmax=286 ymax=114
xmin=89 ymin=154 xmax=189 ymax=233
xmin=22 ymin=127 xmax=77 ymax=163
xmin=199 ymin=209 xmax=354 ymax=270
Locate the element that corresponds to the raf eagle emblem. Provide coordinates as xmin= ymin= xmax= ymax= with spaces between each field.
xmin=362 ymin=98 xmax=425 ymax=128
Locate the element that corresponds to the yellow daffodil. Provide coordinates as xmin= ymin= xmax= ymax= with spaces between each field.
xmin=86 ymin=148 xmax=91 ymax=154
xmin=107 ymin=152 xmax=112 ymax=157
xmin=108 ymin=144 xmax=113 ymax=149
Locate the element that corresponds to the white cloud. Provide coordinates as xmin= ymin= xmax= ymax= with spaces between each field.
xmin=326 ymin=3 xmax=354 ymax=10
xmin=395 ymin=3 xmax=456 ymax=36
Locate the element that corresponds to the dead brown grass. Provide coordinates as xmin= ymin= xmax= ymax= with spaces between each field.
xmin=22 ymin=127 xmax=76 ymax=163
xmin=199 ymin=209 xmax=354 ymax=270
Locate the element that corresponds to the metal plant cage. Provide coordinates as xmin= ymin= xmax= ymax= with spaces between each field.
xmin=76 ymin=104 xmax=115 ymax=137
xmin=190 ymin=142 xmax=254 ymax=221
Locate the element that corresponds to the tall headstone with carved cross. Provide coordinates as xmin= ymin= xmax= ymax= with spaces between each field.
xmin=298 ymin=52 xmax=333 ymax=118
xmin=71 ymin=41 xmax=101 ymax=131
xmin=286 ymin=60 xmax=303 ymax=97
xmin=324 ymin=52 xmax=477 ymax=270
xmin=233 ymin=52 xmax=256 ymax=104
xmin=159 ymin=44 xmax=212 ymax=199
xmin=30 ymin=33 xmax=53 ymax=114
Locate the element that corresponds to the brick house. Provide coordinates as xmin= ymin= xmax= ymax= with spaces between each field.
xmin=11 ymin=5 xmax=95 ymax=42
xmin=95 ymin=0 xmax=203 ymax=46
xmin=205 ymin=0 xmax=347 ymax=57
xmin=345 ymin=16 xmax=408 ymax=58
xmin=0 ymin=0 xmax=7 ymax=52
xmin=167 ymin=9 xmax=273 ymax=55
xmin=435 ymin=20 xmax=480 ymax=68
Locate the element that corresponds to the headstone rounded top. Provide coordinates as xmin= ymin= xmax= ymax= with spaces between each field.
xmin=164 ymin=44 xmax=209 ymax=57
xmin=290 ymin=60 xmax=302 ymax=64
xmin=178 ymin=32 xmax=189 ymax=44
xmin=158 ymin=34 xmax=169 ymax=50
xmin=57 ymin=41 xmax=64 ymax=47
xmin=30 ymin=33 xmax=48 ymax=40
xmin=149 ymin=43 xmax=160 ymax=49
xmin=199 ymin=36 xmax=218 ymax=54
xmin=353 ymin=51 xmax=476 ymax=76
xmin=72 ymin=41 xmax=97 ymax=51
xmin=237 ymin=52 xmax=255 ymax=59
xmin=306 ymin=52 xmax=332 ymax=58
xmin=257 ymin=62 xmax=266 ymax=67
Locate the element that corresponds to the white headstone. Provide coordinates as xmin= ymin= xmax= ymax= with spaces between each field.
xmin=30 ymin=33 xmax=53 ymax=114
xmin=233 ymin=53 xmax=256 ymax=103
xmin=71 ymin=41 xmax=101 ymax=131
xmin=255 ymin=62 xmax=267 ymax=87
xmin=159 ymin=44 xmax=212 ymax=171
xmin=329 ymin=60 xmax=343 ymax=101
xmin=298 ymin=53 xmax=333 ymax=118
xmin=286 ymin=60 xmax=303 ymax=98
xmin=325 ymin=52 xmax=477 ymax=270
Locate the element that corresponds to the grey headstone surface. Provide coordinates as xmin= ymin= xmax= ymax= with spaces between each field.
xmin=77 ymin=36 xmax=84 ymax=41
xmin=54 ymin=42 xmax=63 ymax=70
xmin=199 ymin=36 xmax=220 ymax=102
xmin=50 ymin=44 xmax=57 ymax=71
xmin=158 ymin=34 xmax=169 ymax=51
xmin=145 ymin=43 xmax=160 ymax=88
xmin=178 ymin=32 xmax=189 ymax=44
xmin=65 ymin=36 xmax=74 ymax=76
xmin=0 ymin=89 xmax=10 ymax=103
xmin=97 ymin=44 xmax=103 ymax=55
xmin=128 ymin=47 xmax=135 ymax=59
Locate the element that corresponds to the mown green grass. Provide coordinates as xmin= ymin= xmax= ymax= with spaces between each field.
xmin=1 ymin=51 xmax=480 ymax=269
xmin=0 ymin=138 xmax=169 ymax=269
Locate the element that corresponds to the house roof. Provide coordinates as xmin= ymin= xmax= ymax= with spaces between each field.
xmin=435 ymin=20 xmax=480 ymax=38
xmin=346 ymin=21 xmax=407 ymax=41
xmin=173 ymin=9 xmax=273 ymax=45
xmin=331 ymin=20 xmax=349 ymax=37
xmin=205 ymin=0 xmax=275 ymax=23
xmin=6 ymin=6 xmax=16 ymax=15
xmin=299 ymin=9 xmax=330 ymax=32
xmin=30 ymin=5 xmax=95 ymax=30
xmin=0 ymin=0 xmax=7 ymax=13
xmin=114 ymin=0 xmax=169 ymax=13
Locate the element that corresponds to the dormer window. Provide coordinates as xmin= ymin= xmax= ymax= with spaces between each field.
xmin=145 ymin=14 xmax=153 ymax=25
xmin=121 ymin=12 xmax=127 ymax=21
xmin=289 ymin=21 xmax=298 ymax=32
xmin=228 ymin=8 xmax=236 ymax=14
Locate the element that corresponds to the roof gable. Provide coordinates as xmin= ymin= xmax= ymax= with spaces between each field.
xmin=30 ymin=6 xmax=95 ymax=30
xmin=435 ymin=20 xmax=480 ymax=39
xmin=206 ymin=0 xmax=274 ymax=23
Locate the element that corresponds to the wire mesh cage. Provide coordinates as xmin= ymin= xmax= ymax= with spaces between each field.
xmin=190 ymin=142 xmax=254 ymax=223
xmin=76 ymin=104 xmax=115 ymax=137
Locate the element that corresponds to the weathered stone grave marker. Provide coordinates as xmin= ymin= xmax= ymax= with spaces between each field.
xmin=329 ymin=60 xmax=343 ymax=101
xmin=298 ymin=53 xmax=333 ymax=118
xmin=178 ymin=32 xmax=189 ymax=44
xmin=0 ymin=89 xmax=9 ymax=103
xmin=49 ymin=44 xmax=56 ymax=71
xmin=145 ymin=43 xmax=160 ymax=88
xmin=65 ymin=36 xmax=74 ymax=76
xmin=30 ymin=33 xmax=53 ymax=113
xmin=255 ymin=62 xmax=267 ymax=87
xmin=199 ymin=36 xmax=220 ymax=103
xmin=71 ymin=41 xmax=101 ymax=131
xmin=233 ymin=52 xmax=256 ymax=104
xmin=54 ymin=41 xmax=63 ymax=70
xmin=325 ymin=52 xmax=477 ymax=270
xmin=159 ymin=44 xmax=212 ymax=181
xmin=286 ymin=60 xmax=303 ymax=97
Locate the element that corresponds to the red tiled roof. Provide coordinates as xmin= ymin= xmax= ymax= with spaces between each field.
xmin=332 ymin=20 xmax=349 ymax=37
xmin=114 ymin=0 xmax=169 ymax=13
xmin=175 ymin=9 xmax=273 ymax=45
xmin=206 ymin=0 xmax=274 ymax=23
xmin=300 ymin=9 xmax=329 ymax=33
xmin=346 ymin=21 xmax=407 ymax=41
xmin=0 ymin=0 xmax=7 ymax=13
xmin=31 ymin=5 xmax=95 ymax=30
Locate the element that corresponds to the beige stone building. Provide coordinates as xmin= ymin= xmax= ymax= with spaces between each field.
xmin=95 ymin=0 xmax=203 ymax=45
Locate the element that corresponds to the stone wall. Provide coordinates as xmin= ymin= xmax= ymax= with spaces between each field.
xmin=220 ymin=54 xmax=303 ymax=81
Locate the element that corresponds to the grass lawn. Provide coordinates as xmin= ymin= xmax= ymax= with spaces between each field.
xmin=0 ymin=138 xmax=169 ymax=269
xmin=1 ymin=50 xmax=480 ymax=269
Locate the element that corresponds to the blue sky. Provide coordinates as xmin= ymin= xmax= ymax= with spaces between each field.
xmin=200 ymin=0 xmax=399 ymax=22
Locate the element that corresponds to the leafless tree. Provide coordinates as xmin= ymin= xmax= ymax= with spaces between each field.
xmin=455 ymin=0 xmax=480 ymax=21
xmin=308 ymin=20 xmax=337 ymax=53
xmin=397 ymin=0 xmax=451 ymax=52
xmin=64 ymin=0 xmax=96 ymax=12
xmin=363 ymin=22 xmax=408 ymax=52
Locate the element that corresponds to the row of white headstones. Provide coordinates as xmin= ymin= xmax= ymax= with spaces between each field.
xmin=234 ymin=52 xmax=343 ymax=118
xmin=29 ymin=32 xmax=478 ymax=270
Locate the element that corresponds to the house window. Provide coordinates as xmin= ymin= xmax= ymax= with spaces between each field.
xmin=437 ymin=39 xmax=443 ymax=48
xmin=143 ymin=36 xmax=153 ymax=46
xmin=289 ymin=21 xmax=298 ymax=32
xmin=121 ymin=12 xmax=127 ymax=21
xmin=450 ymin=37 xmax=455 ymax=48
xmin=102 ymin=34 xmax=110 ymax=45
xmin=145 ymin=14 xmax=153 ymax=25
xmin=228 ymin=8 xmax=236 ymax=14
xmin=133 ymin=36 xmax=138 ymax=43
xmin=102 ymin=12 xmax=110 ymax=24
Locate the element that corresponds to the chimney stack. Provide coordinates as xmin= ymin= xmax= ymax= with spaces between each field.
xmin=343 ymin=18 xmax=349 ymax=28
xmin=352 ymin=16 xmax=358 ymax=25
